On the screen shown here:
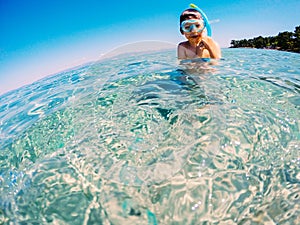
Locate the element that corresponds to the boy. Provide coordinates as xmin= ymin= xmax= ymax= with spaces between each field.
xmin=177 ymin=8 xmax=221 ymax=60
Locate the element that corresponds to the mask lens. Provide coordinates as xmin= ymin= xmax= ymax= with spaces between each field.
xmin=181 ymin=19 xmax=204 ymax=33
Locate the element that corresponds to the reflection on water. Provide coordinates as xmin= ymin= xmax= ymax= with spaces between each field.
xmin=0 ymin=48 xmax=299 ymax=224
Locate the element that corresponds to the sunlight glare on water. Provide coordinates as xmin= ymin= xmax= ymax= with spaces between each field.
xmin=0 ymin=44 xmax=299 ymax=224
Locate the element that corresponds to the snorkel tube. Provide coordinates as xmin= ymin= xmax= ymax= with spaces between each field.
xmin=190 ymin=3 xmax=212 ymax=37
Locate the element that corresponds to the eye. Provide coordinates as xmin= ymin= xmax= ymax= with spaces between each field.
xmin=184 ymin=24 xmax=191 ymax=30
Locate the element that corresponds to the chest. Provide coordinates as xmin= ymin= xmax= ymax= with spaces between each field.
xmin=184 ymin=45 xmax=210 ymax=58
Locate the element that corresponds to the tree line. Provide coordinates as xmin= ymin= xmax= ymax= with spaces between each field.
xmin=230 ymin=25 xmax=300 ymax=53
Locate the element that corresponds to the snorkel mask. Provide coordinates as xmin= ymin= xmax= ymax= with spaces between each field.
xmin=188 ymin=3 xmax=212 ymax=37
xmin=181 ymin=19 xmax=205 ymax=33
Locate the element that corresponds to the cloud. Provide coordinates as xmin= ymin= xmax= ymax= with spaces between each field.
xmin=209 ymin=19 xmax=221 ymax=24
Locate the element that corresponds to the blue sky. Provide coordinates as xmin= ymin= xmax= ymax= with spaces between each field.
xmin=1 ymin=0 xmax=300 ymax=95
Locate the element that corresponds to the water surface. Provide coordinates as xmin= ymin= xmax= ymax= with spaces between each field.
xmin=0 ymin=48 xmax=299 ymax=224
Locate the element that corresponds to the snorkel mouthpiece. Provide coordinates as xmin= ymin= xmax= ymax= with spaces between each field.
xmin=189 ymin=3 xmax=212 ymax=37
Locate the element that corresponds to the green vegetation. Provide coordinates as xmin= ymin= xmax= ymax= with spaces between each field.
xmin=230 ymin=25 xmax=300 ymax=53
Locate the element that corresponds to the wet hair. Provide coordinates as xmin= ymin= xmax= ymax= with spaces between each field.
xmin=179 ymin=9 xmax=202 ymax=34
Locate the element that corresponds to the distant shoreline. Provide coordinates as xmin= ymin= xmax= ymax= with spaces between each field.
xmin=228 ymin=46 xmax=299 ymax=54
xmin=229 ymin=25 xmax=300 ymax=54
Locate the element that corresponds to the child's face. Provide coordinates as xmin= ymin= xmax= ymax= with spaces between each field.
xmin=181 ymin=19 xmax=204 ymax=42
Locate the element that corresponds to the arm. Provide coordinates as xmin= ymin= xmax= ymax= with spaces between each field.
xmin=201 ymin=36 xmax=221 ymax=59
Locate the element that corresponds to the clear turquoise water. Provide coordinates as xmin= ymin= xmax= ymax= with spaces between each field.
xmin=0 ymin=48 xmax=299 ymax=224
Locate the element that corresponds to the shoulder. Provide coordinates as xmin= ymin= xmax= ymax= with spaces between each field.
xmin=178 ymin=41 xmax=190 ymax=48
xmin=177 ymin=41 xmax=190 ymax=53
xmin=177 ymin=41 xmax=190 ymax=59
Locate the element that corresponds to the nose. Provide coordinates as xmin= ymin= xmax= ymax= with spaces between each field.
xmin=190 ymin=24 xmax=197 ymax=32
